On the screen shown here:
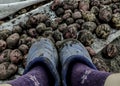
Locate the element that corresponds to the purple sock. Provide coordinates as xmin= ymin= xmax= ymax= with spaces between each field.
xmin=71 ymin=63 xmax=111 ymax=86
xmin=8 ymin=66 xmax=49 ymax=86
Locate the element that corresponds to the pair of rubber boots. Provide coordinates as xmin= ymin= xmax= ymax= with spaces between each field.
xmin=24 ymin=38 xmax=97 ymax=86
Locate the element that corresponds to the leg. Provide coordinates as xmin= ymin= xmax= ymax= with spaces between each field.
xmin=59 ymin=39 xmax=110 ymax=86
xmin=0 ymin=38 xmax=60 ymax=86
xmin=8 ymin=66 xmax=49 ymax=86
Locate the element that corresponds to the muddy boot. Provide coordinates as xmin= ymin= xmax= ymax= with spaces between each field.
xmin=59 ymin=39 xmax=97 ymax=86
xmin=24 ymin=38 xmax=60 ymax=86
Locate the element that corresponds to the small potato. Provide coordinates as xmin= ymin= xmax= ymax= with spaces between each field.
xmin=63 ymin=25 xmax=77 ymax=39
xmin=18 ymin=44 xmax=29 ymax=55
xmin=26 ymin=16 xmax=38 ymax=28
xmin=91 ymin=0 xmax=100 ymax=6
xmin=55 ymin=7 xmax=65 ymax=17
xmin=54 ymin=17 xmax=63 ymax=24
xmin=50 ymin=21 xmax=58 ymax=30
xmin=112 ymin=13 xmax=120 ymax=29
xmin=34 ymin=14 xmax=48 ymax=23
xmin=53 ymin=30 xmax=63 ymax=42
xmin=58 ymin=23 xmax=67 ymax=32
xmin=0 ymin=29 xmax=12 ymax=40
xmin=26 ymin=37 xmax=37 ymax=47
xmin=18 ymin=38 xmax=26 ymax=46
xmin=82 ymin=11 xmax=96 ymax=22
xmin=12 ymin=25 xmax=22 ymax=34
xmin=95 ymin=24 xmax=111 ymax=39
xmin=65 ymin=9 xmax=72 ymax=14
xmin=75 ymin=19 xmax=85 ymax=25
xmin=28 ymin=28 xmax=38 ymax=37
xmin=63 ymin=2 xmax=74 ymax=10
xmin=86 ymin=46 xmax=96 ymax=56
xmin=79 ymin=0 xmax=90 ymax=11
xmin=91 ymin=6 xmax=99 ymax=15
xmin=73 ymin=2 xmax=79 ymax=9
xmin=36 ymin=23 xmax=46 ymax=34
xmin=62 ymin=12 xmax=71 ymax=20
xmin=43 ymin=31 xmax=53 ymax=37
xmin=25 ymin=37 xmax=32 ymax=44
xmin=0 ymin=40 xmax=7 ymax=52
xmin=72 ymin=11 xmax=82 ymax=20
xmin=45 ymin=19 xmax=51 ymax=27
xmin=10 ymin=49 xmax=23 ymax=64
xmin=18 ymin=34 xmax=28 ymax=45
xmin=92 ymin=57 xmax=110 ymax=72
xmin=81 ymin=22 xmax=97 ymax=33
xmin=66 ymin=18 xmax=74 ymax=25
xmin=6 ymin=33 xmax=20 ymax=49
xmin=26 ymin=14 xmax=48 ymax=28
xmin=0 ymin=49 xmax=11 ymax=63
xmin=99 ymin=5 xmax=112 ymax=22
xmin=51 ymin=0 xmax=61 ymax=10
xmin=0 ymin=62 xmax=17 ymax=80
xmin=102 ymin=44 xmax=118 ymax=59
xmin=78 ymin=30 xmax=94 ymax=46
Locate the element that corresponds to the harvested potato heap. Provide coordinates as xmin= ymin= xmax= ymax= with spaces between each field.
xmin=51 ymin=0 xmax=120 ymax=71
xmin=51 ymin=0 xmax=120 ymax=54
xmin=0 ymin=0 xmax=120 ymax=80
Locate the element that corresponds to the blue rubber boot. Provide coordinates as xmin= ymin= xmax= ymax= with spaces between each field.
xmin=59 ymin=39 xmax=97 ymax=86
xmin=23 ymin=38 xmax=60 ymax=86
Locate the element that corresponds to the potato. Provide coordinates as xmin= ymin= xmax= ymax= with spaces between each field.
xmin=6 ymin=33 xmax=20 ymax=49
xmin=18 ymin=44 xmax=29 ymax=55
xmin=0 ymin=62 xmax=17 ymax=80
xmin=0 ymin=49 xmax=11 ymax=63
xmin=10 ymin=49 xmax=23 ymax=64
xmin=0 ymin=40 xmax=7 ymax=52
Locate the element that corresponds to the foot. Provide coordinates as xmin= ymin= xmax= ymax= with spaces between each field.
xmin=59 ymin=39 xmax=97 ymax=86
xmin=24 ymin=38 xmax=60 ymax=86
